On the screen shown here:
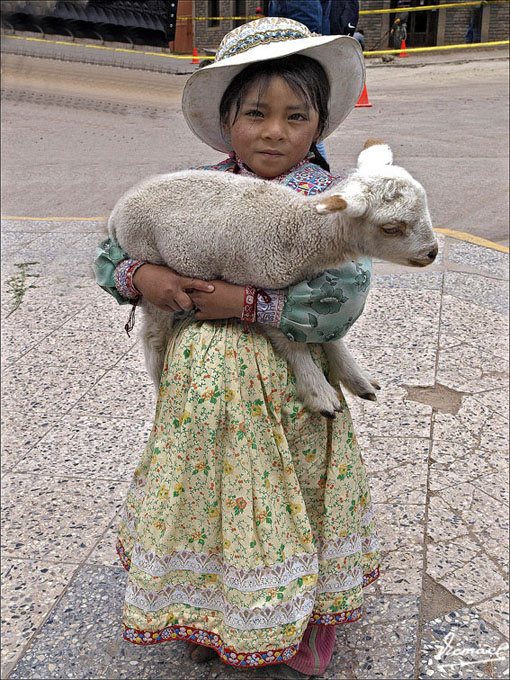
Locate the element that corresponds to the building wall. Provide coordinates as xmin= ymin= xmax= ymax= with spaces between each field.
xmin=488 ymin=2 xmax=510 ymax=41
xmin=443 ymin=0 xmax=475 ymax=44
xmin=357 ymin=0 xmax=391 ymax=51
xmin=194 ymin=0 xmax=262 ymax=51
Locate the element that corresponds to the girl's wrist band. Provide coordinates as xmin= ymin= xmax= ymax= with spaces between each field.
xmin=114 ymin=259 xmax=147 ymax=299
xmin=241 ymin=286 xmax=257 ymax=323
xmin=241 ymin=286 xmax=274 ymax=324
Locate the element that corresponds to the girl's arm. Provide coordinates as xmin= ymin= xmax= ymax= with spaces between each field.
xmin=95 ymin=238 xmax=371 ymax=342
xmin=93 ymin=237 xmax=214 ymax=311
xmin=276 ymin=259 xmax=372 ymax=343
xmin=190 ymin=258 xmax=372 ymax=343
xmin=94 ymin=237 xmax=134 ymax=305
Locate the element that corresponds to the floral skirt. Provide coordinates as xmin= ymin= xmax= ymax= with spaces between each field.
xmin=117 ymin=317 xmax=381 ymax=668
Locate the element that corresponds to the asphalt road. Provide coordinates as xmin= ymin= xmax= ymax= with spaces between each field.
xmin=1 ymin=51 xmax=509 ymax=245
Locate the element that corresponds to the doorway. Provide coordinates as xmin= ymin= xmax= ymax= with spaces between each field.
xmin=390 ymin=0 xmax=438 ymax=48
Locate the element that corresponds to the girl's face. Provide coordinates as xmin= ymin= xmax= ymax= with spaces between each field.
xmin=224 ymin=76 xmax=321 ymax=178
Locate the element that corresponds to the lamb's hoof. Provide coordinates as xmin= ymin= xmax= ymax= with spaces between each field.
xmin=360 ymin=392 xmax=377 ymax=401
xmin=320 ymin=400 xmax=343 ymax=418
xmin=303 ymin=382 xmax=343 ymax=418
xmin=372 ymin=381 xmax=381 ymax=391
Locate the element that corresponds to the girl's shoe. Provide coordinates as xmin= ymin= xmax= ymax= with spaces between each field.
xmin=185 ymin=640 xmax=217 ymax=662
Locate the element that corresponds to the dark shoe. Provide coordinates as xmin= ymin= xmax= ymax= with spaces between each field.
xmin=185 ymin=640 xmax=217 ymax=662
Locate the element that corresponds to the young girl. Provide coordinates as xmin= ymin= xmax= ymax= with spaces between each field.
xmin=95 ymin=17 xmax=380 ymax=679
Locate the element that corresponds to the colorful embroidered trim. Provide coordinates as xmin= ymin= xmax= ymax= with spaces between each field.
xmin=117 ymin=538 xmax=131 ymax=571
xmin=241 ymin=286 xmax=257 ymax=323
xmin=218 ymin=28 xmax=311 ymax=62
xmin=122 ymin=622 xmax=300 ymax=667
xmin=114 ymin=258 xmax=146 ymax=300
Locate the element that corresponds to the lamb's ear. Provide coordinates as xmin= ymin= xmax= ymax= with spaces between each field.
xmin=357 ymin=140 xmax=393 ymax=171
xmin=316 ymin=192 xmax=367 ymax=218
xmin=316 ymin=195 xmax=347 ymax=214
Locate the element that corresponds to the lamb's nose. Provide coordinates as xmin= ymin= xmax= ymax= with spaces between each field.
xmin=428 ymin=245 xmax=438 ymax=261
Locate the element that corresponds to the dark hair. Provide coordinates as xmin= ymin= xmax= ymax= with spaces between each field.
xmin=219 ymin=55 xmax=331 ymax=171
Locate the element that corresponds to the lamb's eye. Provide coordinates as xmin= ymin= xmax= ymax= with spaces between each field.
xmin=381 ymin=225 xmax=400 ymax=234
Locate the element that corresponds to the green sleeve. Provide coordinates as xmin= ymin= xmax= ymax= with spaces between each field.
xmin=93 ymin=237 xmax=132 ymax=305
xmin=279 ymin=258 xmax=372 ymax=343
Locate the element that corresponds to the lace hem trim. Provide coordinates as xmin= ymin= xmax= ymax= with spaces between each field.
xmin=130 ymin=542 xmax=319 ymax=591
xmin=125 ymin=537 xmax=379 ymax=589
xmin=119 ymin=539 xmax=380 ymax=631
xmin=125 ymin=582 xmax=315 ymax=630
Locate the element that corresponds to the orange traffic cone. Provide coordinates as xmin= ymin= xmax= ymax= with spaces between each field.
xmin=355 ymin=84 xmax=372 ymax=108
xmin=398 ymin=39 xmax=408 ymax=57
xmin=190 ymin=47 xmax=199 ymax=64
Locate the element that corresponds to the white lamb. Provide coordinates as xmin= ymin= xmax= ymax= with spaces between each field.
xmin=108 ymin=140 xmax=438 ymax=418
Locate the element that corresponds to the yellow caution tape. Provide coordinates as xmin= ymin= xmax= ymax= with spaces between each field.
xmin=177 ymin=0 xmax=508 ymax=19
xmin=364 ymin=39 xmax=509 ymax=56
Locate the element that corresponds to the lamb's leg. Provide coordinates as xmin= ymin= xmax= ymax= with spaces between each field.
xmin=140 ymin=302 xmax=174 ymax=395
xmin=262 ymin=327 xmax=343 ymax=418
xmin=323 ymin=339 xmax=380 ymax=401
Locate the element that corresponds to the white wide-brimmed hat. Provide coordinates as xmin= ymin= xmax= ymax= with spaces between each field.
xmin=182 ymin=17 xmax=365 ymax=153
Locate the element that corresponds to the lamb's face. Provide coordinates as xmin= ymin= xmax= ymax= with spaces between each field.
xmin=355 ymin=170 xmax=438 ymax=267
xmin=316 ymin=141 xmax=438 ymax=268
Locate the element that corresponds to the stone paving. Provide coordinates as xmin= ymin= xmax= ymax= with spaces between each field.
xmin=1 ymin=218 xmax=508 ymax=680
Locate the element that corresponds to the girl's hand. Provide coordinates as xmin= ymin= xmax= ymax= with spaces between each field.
xmin=132 ymin=264 xmax=214 ymax=313
xmin=189 ymin=280 xmax=245 ymax=320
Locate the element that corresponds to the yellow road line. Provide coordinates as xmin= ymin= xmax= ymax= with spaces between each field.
xmin=2 ymin=216 xmax=508 ymax=252
xmin=435 ymin=228 xmax=509 ymax=253
xmin=176 ymin=15 xmax=260 ymax=20
xmin=365 ymin=40 xmax=509 ymax=56
xmin=1 ymin=33 xmax=209 ymax=59
xmin=1 ymin=215 xmax=105 ymax=222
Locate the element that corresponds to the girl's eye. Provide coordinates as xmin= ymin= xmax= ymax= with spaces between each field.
xmin=289 ymin=113 xmax=307 ymax=121
xmin=245 ymin=110 xmax=263 ymax=117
